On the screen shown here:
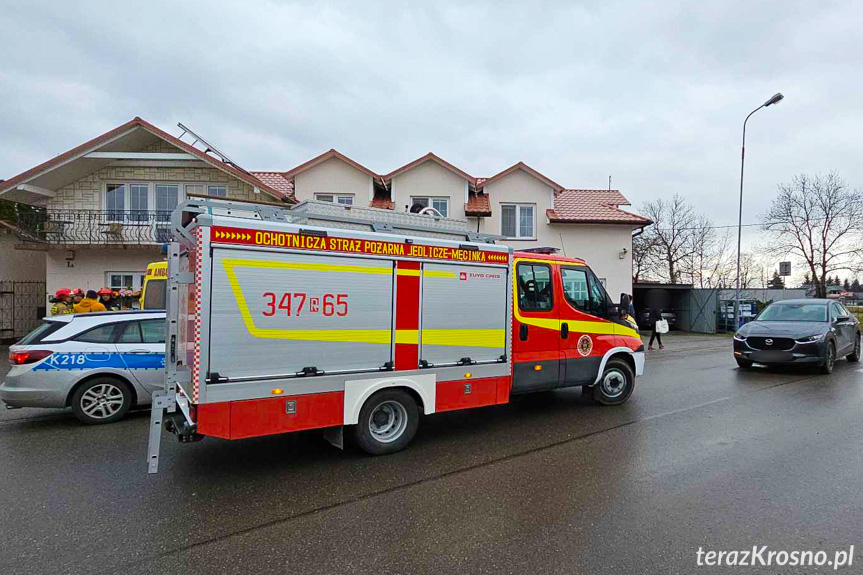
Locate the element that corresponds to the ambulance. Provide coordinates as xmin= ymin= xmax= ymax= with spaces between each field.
xmin=139 ymin=261 xmax=167 ymax=309
xmin=147 ymin=198 xmax=643 ymax=472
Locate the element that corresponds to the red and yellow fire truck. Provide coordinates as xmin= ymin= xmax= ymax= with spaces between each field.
xmin=147 ymin=198 xmax=643 ymax=472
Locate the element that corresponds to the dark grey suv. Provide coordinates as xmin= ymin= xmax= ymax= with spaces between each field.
xmin=733 ymin=299 xmax=861 ymax=374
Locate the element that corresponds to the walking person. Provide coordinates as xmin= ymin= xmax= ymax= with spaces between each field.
xmin=648 ymin=305 xmax=664 ymax=350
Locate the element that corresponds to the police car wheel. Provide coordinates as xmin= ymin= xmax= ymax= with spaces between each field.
xmin=354 ymin=389 xmax=419 ymax=455
xmin=71 ymin=377 xmax=132 ymax=425
xmin=592 ymin=359 xmax=635 ymax=406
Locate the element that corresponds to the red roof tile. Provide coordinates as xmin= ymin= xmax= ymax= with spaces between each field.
xmin=546 ymin=189 xmax=651 ymax=225
xmin=465 ymin=192 xmax=491 ymax=216
xmin=250 ymin=172 xmax=295 ymax=200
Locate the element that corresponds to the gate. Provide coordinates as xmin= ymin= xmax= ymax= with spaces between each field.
xmin=688 ymin=289 xmax=718 ymax=334
xmin=0 ymin=281 xmax=46 ymax=343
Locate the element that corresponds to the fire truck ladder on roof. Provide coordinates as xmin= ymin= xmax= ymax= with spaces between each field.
xmin=169 ymin=197 xmax=499 ymax=249
xmin=176 ymin=122 xmax=252 ymax=175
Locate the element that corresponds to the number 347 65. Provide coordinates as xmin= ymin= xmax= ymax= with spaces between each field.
xmin=262 ymin=292 xmax=348 ymax=317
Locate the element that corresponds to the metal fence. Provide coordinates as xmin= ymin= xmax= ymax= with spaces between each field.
xmin=16 ymin=210 xmax=172 ymax=246
xmin=0 ymin=281 xmax=46 ymax=342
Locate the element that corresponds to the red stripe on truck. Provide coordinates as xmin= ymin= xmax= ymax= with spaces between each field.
xmin=395 ymin=261 xmax=420 ymax=371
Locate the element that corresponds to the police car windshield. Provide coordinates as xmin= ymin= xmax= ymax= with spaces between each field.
xmin=757 ymin=303 xmax=827 ymax=322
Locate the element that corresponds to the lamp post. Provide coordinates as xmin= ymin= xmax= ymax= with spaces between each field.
xmin=734 ymin=92 xmax=784 ymax=331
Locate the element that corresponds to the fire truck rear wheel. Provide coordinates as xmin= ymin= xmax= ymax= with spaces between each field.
xmin=354 ymin=389 xmax=419 ymax=455
xmin=592 ymin=358 xmax=635 ymax=406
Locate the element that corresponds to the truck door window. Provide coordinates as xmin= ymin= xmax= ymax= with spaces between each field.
xmin=561 ymin=267 xmax=589 ymax=312
xmin=517 ymin=263 xmax=553 ymax=311
xmin=587 ymin=269 xmax=609 ymax=316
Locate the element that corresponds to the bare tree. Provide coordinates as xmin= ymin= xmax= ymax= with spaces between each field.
xmin=639 ymin=194 xmax=697 ymax=284
xmin=763 ymin=173 xmax=863 ymax=297
xmin=631 ymin=232 xmax=659 ymax=283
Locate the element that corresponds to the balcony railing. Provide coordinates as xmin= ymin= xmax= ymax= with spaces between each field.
xmin=15 ymin=210 xmax=174 ymax=246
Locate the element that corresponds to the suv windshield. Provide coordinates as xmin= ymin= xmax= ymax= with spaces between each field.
xmin=758 ymin=302 xmax=827 ymax=322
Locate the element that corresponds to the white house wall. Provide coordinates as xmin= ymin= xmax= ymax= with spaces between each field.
xmin=391 ymin=161 xmax=468 ymax=218
xmin=293 ymin=157 xmax=373 ymax=203
xmin=0 ymin=235 xmax=45 ymax=282
xmin=479 ymin=170 xmax=554 ymax=239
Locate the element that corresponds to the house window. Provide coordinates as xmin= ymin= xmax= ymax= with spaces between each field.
xmin=411 ymin=197 xmax=449 ymax=217
xmin=315 ymin=193 xmax=354 ymax=205
xmin=208 ymin=185 xmax=227 ymax=197
xmin=156 ymin=184 xmax=180 ymax=221
xmin=185 ymin=184 xmax=204 ymax=196
xmin=106 ymin=183 xmax=150 ymax=222
xmin=106 ymin=184 xmax=126 ymax=221
xmin=501 ymin=204 xmax=535 ymax=239
xmin=106 ymin=272 xmax=141 ymax=291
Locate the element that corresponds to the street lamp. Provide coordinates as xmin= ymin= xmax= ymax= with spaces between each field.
xmin=734 ymin=92 xmax=784 ymax=330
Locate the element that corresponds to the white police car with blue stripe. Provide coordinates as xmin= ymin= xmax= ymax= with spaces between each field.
xmin=1 ymin=311 xmax=165 ymax=424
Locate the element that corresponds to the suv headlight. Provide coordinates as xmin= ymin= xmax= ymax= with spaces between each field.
xmin=795 ymin=334 xmax=824 ymax=344
xmin=733 ymin=333 xmax=747 ymax=342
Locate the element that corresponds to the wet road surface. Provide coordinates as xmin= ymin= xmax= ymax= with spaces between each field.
xmin=1 ymin=334 xmax=862 ymax=574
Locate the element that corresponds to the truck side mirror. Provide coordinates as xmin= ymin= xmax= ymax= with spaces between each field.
xmin=619 ymin=293 xmax=631 ymax=318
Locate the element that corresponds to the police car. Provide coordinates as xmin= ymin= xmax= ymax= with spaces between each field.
xmin=1 ymin=311 xmax=165 ymax=424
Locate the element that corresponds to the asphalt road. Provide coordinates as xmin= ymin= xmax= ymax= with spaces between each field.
xmin=2 ymin=333 xmax=862 ymax=575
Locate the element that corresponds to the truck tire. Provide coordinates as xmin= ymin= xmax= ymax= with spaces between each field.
xmin=592 ymin=358 xmax=635 ymax=406
xmin=354 ymin=389 xmax=419 ymax=455
xmin=71 ymin=377 xmax=132 ymax=424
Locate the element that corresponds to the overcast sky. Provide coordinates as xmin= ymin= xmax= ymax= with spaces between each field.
xmin=2 ymin=0 xmax=861 ymax=266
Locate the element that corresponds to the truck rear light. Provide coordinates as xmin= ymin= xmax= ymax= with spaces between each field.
xmin=9 ymin=350 xmax=53 ymax=365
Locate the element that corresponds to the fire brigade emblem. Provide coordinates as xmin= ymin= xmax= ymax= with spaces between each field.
xmin=577 ymin=334 xmax=593 ymax=356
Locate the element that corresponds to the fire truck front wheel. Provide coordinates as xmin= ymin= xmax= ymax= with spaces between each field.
xmin=592 ymin=358 xmax=635 ymax=406
xmin=354 ymin=389 xmax=419 ymax=455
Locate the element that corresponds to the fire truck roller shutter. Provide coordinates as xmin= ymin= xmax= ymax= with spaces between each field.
xmin=208 ymin=249 xmax=394 ymax=380
xmin=420 ymin=263 xmax=508 ymax=366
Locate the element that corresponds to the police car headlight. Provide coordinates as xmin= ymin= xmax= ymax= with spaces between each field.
xmin=733 ymin=333 xmax=747 ymax=342
xmin=795 ymin=334 xmax=824 ymax=344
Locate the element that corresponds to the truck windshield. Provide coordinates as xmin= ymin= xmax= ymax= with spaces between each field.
xmin=758 ymin=302 xmax=827 ymax=322
xmin=143 ymin=280 xmax=166 ymax=309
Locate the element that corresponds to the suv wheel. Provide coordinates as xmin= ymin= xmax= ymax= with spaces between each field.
xmin=820 ymin=341 xmax=836 ymax=375
xmin=71 ymin=377 xmax=132 ymax=424
xmin=847 ymin=334 xmax=861 ymax=363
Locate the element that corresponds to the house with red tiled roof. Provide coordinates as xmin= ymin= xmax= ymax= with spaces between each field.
xmin=0 ymin=118 xmax=290 ymax=304
xmin=275 ymin=150 xmax=650 ymax=297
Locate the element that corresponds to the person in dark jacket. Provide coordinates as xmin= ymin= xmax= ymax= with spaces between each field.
xmin=648 ymin=306 xmax=664 ymax=350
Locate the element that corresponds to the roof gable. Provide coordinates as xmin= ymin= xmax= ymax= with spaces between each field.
xmin=0 ymin=117 xmax=287 ymax=203
xmin=384 ymin=153 xmax=474 ymax=183
xmin=284 ymin=149 xmax=379 ymax=180
xmin=478 ymin=162 xmax=564 ymax=192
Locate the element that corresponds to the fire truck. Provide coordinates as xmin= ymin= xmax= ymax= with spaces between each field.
xmin=147 ymin=197 xmax=643 ymax=472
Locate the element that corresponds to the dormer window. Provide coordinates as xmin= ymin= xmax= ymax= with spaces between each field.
xmin=411 ymin=196 xmax=449 ymax=217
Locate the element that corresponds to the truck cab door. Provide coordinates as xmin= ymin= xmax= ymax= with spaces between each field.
xmin=558 ymin=266 xmax=620 ymax=387
xmin=511 ymin=261 xmax=561 ymax=393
